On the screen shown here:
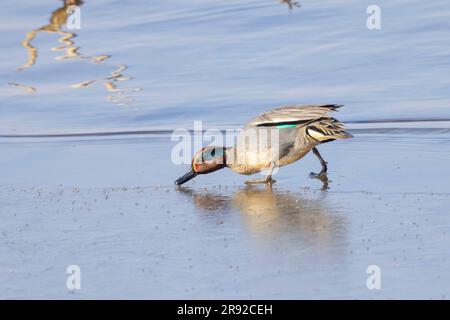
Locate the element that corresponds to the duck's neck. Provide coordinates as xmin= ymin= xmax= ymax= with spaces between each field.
xmin=224 ymin=146 xmax=235 ymax=167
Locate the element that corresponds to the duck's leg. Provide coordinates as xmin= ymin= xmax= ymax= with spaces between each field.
xmin=245 ymin=163 xmax=277 ymax=185
xmin=309 ymin=147 xmax=328 ymax=178
xmin=245 ymin=176 xmax=276 ymax=184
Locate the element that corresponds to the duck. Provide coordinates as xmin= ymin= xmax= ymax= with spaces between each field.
xmin=175 ymin=104 xmax=352 ymax=185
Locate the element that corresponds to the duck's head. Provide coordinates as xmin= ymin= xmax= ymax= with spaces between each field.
xmin=175 ymin=146 xmax=227 ymax=185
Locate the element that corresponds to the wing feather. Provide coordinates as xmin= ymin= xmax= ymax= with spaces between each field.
xmin=245 ymin=104 xmax=342 ymax=128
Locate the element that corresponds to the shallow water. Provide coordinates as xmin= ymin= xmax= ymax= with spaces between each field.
xmin=1 ymin=0 xmax=450 ymax=299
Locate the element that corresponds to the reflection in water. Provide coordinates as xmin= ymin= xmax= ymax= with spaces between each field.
xmin=16 ymin=0 xmax=139 ymax=104
xmin=17 ymin=0 xmax=101 ymax=70
xmin=11 ymin=0 xmax=298 ymax=102
xmin=8 ymin=82 xmax=36 ymax=94
xmin=279 ymin=0 xmax=301 ymax=10
xmin=72 ymin=64 xmax=141 ymax=105
xmin=177 ymin=185 xmax=346 ymax=247
xmin=313 ymin=173 xmax=330 ymax=191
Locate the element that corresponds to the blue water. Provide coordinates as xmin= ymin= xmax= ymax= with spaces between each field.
xmin=1 ymin=0 xmax=450 ymax=134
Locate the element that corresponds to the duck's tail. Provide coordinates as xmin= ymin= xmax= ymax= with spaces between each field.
xmin=306 ymin=118 xmax=353 ymax=143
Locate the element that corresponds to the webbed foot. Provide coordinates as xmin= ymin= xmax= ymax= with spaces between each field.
xmin=245 ymin=177 xmax=276 ymax=185
xmin=309 ymin=171 xmax=329 ymax=190
xmin=309 ymin=171 xmax=327 ymax=179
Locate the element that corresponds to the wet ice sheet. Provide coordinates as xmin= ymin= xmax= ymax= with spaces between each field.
xmin=1 ymin=132 xmax=449 ymax=299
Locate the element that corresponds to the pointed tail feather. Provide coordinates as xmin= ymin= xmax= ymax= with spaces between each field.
xmin=307 ymin=118 xmax=353 ymax=142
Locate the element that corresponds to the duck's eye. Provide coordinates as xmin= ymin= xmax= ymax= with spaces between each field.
xmin=199 ymin=148 xmax=223 ymax=162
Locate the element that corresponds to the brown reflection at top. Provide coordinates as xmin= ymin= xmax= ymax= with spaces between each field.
xmin=16 ymin=0 xmax=139 ymax=104
xmin=17 ymin=1 xmax=107 ymax=71
xmin=177 ymin=185 xmax=346 ymax=247
xmin=279 ymin=0 xmax=301 ymax=10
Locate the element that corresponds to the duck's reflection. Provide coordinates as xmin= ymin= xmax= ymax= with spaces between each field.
xmin=16 ymin=0 xmax=139 ymax=104
xmin=177 ymin=185 xmax=346 ymax=246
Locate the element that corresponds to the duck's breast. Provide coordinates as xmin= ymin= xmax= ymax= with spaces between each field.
xmin=227 ymin=127 xmax=280 ymax=174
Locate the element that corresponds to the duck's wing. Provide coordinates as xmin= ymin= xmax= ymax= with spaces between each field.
xmin=244 ymin=104 xmax=342 ymax=128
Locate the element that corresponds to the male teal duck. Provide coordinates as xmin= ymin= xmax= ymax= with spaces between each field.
xmin=175 ymin=104 xmax=352 ymax=185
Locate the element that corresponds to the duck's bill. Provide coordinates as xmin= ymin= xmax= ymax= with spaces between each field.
xmin=175 ymin=169 xmax=198 ymax=185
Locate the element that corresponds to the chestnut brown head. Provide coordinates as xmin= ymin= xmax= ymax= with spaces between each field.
xmin=175 ymin=146 xmax=226 ymax=185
